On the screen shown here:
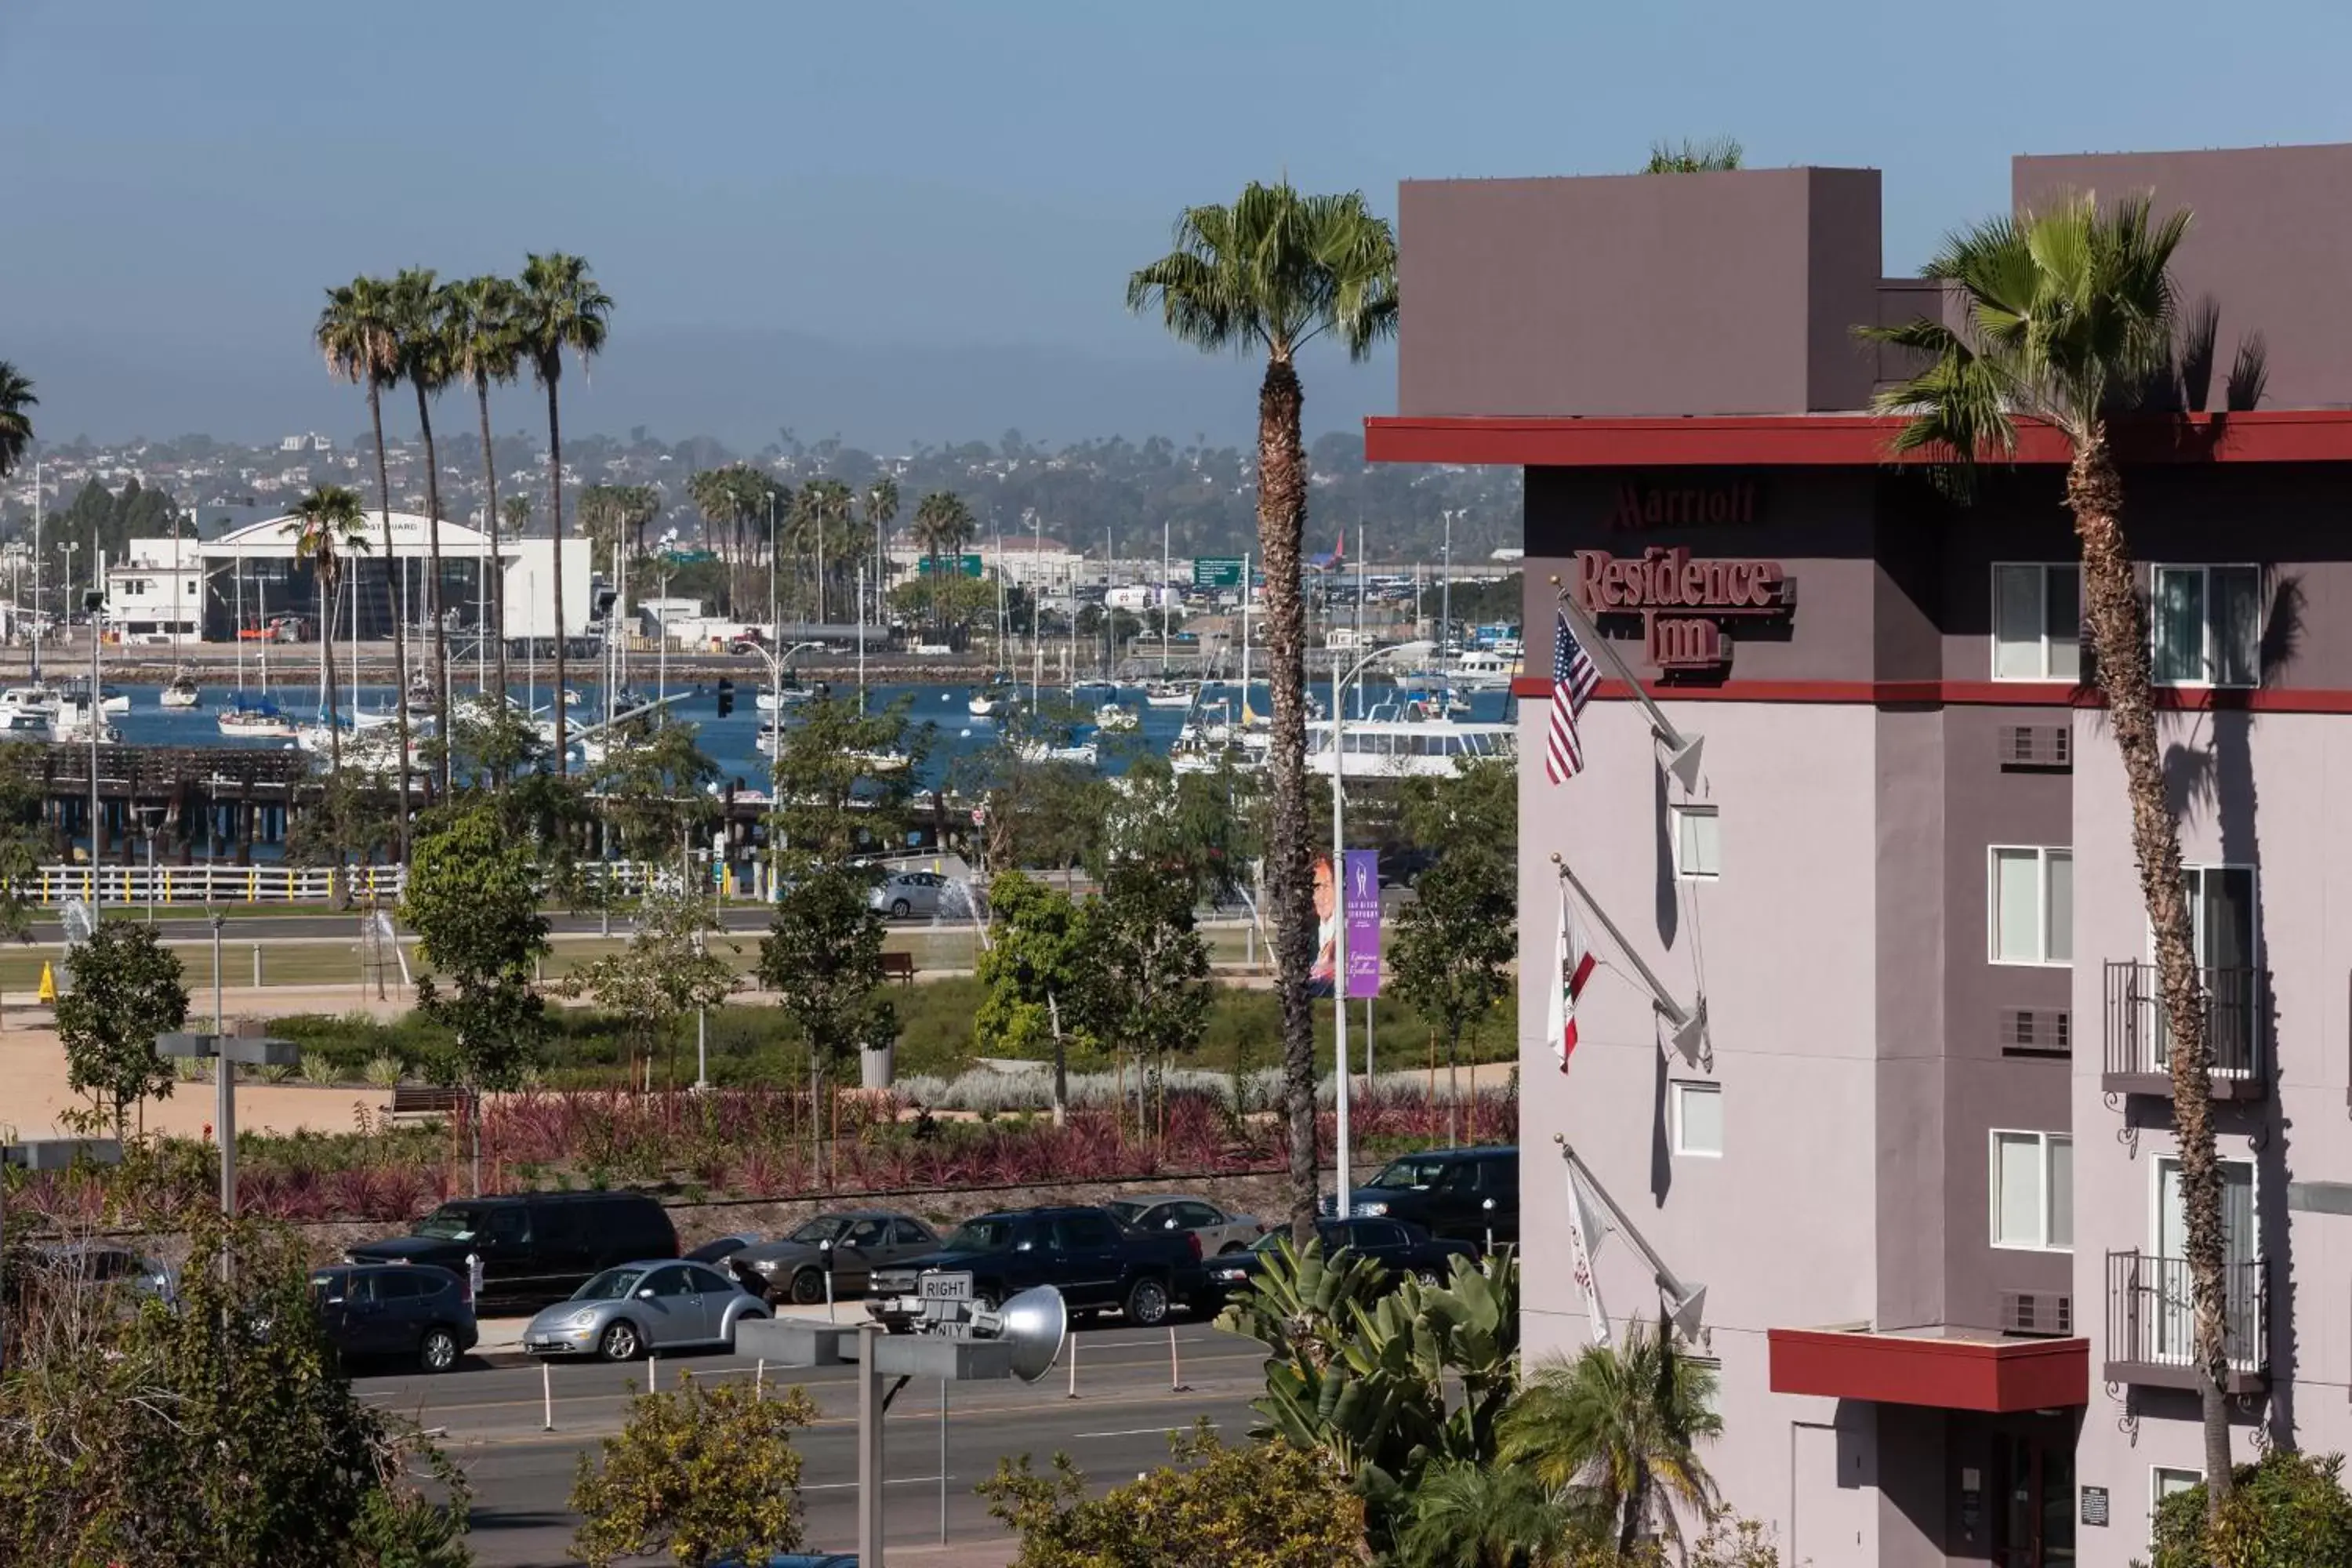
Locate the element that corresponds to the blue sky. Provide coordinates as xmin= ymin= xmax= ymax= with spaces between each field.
xmin=5 ymin=0 xmax=2350 ymax=444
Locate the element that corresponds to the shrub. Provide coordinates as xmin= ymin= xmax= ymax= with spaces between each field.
xmin=297 ymin=1052 xmax=339 ymax=1086
xmin=362 ymin=1055 xmax=404 ymax=1088
xmin=2146 ymin=1451 xmax=2352 ymax=1568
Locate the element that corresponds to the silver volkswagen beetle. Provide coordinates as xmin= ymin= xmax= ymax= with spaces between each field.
xmin=521 ymin=1259 xmax=768 ymax=1363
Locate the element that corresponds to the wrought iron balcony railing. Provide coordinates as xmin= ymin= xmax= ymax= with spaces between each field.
xmin=2103 ymin=1250 xmax=2267 ymax=1394
xmin=2100 ymin=961 xmax=2267 ymax=1100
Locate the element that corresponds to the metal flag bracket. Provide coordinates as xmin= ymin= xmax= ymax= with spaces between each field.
xmin=1548 ymin=575 xmax=1705 ymax=792
xmin=1551 ymin=854 xmax=1711 ymax=1069
xmin=1557 ymin=1135 xmax=1710 ymax=1345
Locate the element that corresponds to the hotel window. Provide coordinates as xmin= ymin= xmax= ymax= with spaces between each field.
xmin=1671 ymin=1081 xmax=1722 ymax=1158
xmin=1991 ymin=1131 xmax=2072 ymax=1250
xmin=1672 ymin=805 xmax=1720 ymax=881
xmin=2152 ymin=1468 xmax=2201 ymax=1510
xmin=2151 ymin=564 xmax=2261 ymax=687
xmin=1989 ymin=847 xmax=2072 ymax=966
xmin=1991 ymin=564 xmax=2082 ymax=681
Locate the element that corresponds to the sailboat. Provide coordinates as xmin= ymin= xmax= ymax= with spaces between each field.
xmin=220 ymin=562 xmax=296 ymax=738
xmin=159 ymin=667 xmax=202 ymax=709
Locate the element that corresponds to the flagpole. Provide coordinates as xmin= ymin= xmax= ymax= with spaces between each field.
xmin=1548 ymin=576 xmax=1704 ymax=789
xmin=1549 ymin=854 xmax=1707 ymax=1064
xmin=1556 ymin=1136 xmax=1708 ymax=1341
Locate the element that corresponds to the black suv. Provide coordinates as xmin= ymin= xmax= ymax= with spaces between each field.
xmin=307 ymin=1263 xmax=478 ymax=1373
xmin=346 ymin=1192 xmax=678 ymax=1309
xmin=1334 ymin=1146 xmax=1519 ymax=1250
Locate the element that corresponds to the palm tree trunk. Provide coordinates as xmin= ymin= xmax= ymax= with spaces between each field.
xmin=414 ymin=381 xmax=449 ymax=800
xmin=477 ymin=376 xmax=509 ymax=700
xmin=322 ymin=577 xmax=347 ymax=909
xmin=545 ymin=375 xmax=569 ymax=772
xmin=368 ymin=383 xmax=414 ymax=866
xmin=1257 ymin=354 xmax=1318 ymax=1248
xmin=1617 ymin=1465 xmax=1651 ymax=1556
xmin=2067 ymin=431 xmax=2235 ymax=1508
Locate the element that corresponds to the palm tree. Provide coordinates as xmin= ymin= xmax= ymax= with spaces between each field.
xmin=391 ymin=267 xmax=454 ymax=793
xmin=909 ymin=490 xmax=975 ymax=641
xmin=863 ymin=476 xmax=898 ymax=626
xmin=1500 ymin=1318 xmax=1722 ymax=1556
xmin=791 ymin=477 xmax=856 ymax=621
xmin=446 ymin=274 xmax=523 ymax=699
xmin=316 ymin=274 xmax=416 ymax=862
xmin=1128 ymin=181 xmax=1398 ymax=1245
xmin=285 ymin=484 xmax=372 ymax=782
xmin=0 ymin=360 xmax=34 ymax=478
xmin=1860 ymin=193 xmax=2240 ymax=1508
xmin=1396 ymin=1460 xmax=1588 ymax=1568
xmin=513 ymin=252 xmax=613 ymax=771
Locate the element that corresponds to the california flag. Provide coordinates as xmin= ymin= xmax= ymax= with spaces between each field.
xmin=1548 ymin=884 xmax=1595 ymax=1073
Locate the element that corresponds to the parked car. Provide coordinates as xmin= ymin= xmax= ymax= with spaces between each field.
xmin=345 ymin=1192 xmax=679 ymax=1310
xmin=1202 ymin=1218 xmax=1475 ymax=1309
xmin=1324 ymin=1145 xmax=1519 ymax=1249
xmin=307 ymin=1262 xmax=478 ymax=1373
xmin=521 ymin=1259 xmax=768 ymax=1363
xmin=868 ymin=1205 xmax=1207 ymax=1329
xmin=870 ymin=870 xmax=949 ymax=920
xmin=684 ymin=1233 xmax=763 ymax=1266
xmin=1104 ymin=1194 xmax=1265 ymax=1255
xmin=727 ymin=1210 xmax=941 ymax=1306
xmin=37 ymin=1241 xmax=176 ymax=1305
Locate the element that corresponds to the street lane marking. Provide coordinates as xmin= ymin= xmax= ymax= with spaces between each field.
xmin=804 ymin=1475 xmax=954 ymax=1490
xmin=1070 ymin=1424 xmax=1219 ymax=1439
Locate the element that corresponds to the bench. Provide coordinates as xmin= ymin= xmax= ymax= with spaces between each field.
xmin=388 ymin=1085 xmax=474 ymax=1120
xmin=880 ymin=951 xmax=916 ymax=985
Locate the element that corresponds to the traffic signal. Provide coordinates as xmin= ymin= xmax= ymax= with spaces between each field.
xmin=715 ymin=678 xmax=735 ymax=718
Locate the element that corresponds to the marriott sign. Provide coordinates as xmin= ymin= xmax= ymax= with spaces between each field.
xmin=1576 ymin=546 xmax=1791 ymax=674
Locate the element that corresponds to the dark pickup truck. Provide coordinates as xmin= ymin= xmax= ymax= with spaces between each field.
xmin=866 ymin=1206 xmax=1207 ymax=1328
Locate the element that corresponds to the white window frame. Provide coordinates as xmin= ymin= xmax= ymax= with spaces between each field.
xmin=1987 ymin=845 xmax=2072 ymax=967
xmin=1669 ymin=1080 xmax=1722 ymax=1159
xmin=1988 ymin=1129 xmax=2072 ymax=1252
xmin=1990 ymin=562 xmax=2082 ymax=681
xmin=2149 ymin=562 xmax=2263 ymax=689
xmin=1671 ymin=804 xmax=1720 ymax=882
xmin=2151 ymin=1466 xmax=2201 ymax=1512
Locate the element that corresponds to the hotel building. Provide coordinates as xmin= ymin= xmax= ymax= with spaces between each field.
xmin=1368 ymin=142 xmax=2352 ymax=1566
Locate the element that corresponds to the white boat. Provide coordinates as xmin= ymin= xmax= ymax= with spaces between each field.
xmin=1443 ymin=650 xmax=1519 ymax=691
xmin=218 ymin=697 xmax=298 ymax=739
xmin=1094 ymin=702 xmax=1138 ymax=732
xmin=755 ymin=684 xmax=812 ymax=713
xmin=0 ymin=684 xmax=58 ymax=719
xmin=1014 ymin=739 xmax=1098 ymax=767
xmin=49 ymin=699 xmax=121 ymax=746
xmin=846 ymin=749 xmax=911 ymax=773
xmin=1142 ymin=681 xmax=1198 ymax=709
xmin=967 ymin=688 xmax=1011 ymax=719
xmin=1305 ymin=708 xmax=1517 ymax=779
xmin=0 ymin=711 xmax=49 ymax=739
xmin=159 ymin=670 xmax=202 ymax=709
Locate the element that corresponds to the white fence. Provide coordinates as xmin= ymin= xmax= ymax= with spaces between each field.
xmin=27 ymin=864 xmax=409 ymax=907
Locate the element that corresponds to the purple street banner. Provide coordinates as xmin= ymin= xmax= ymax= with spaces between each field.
xmin=1344 ymin=848 xmax=1381 ymax=999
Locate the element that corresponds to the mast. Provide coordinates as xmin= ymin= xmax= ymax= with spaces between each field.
xmin=1242 ymin=550 xmax=1252 ymax=700
xmin=234 ymin=552 xmax=245 ymax=694
xmin=1159 ymin=520 xmax=1170 ymax=678
xmin=29 ymin=456 xmax=40 ymax=683
xmin=257 ymin=576 xmax=270 ymax=698
xmin=856 ymin=564 xmax=867 ymax=713
xmin=1029 ymin=508 xmax=1043 ymax=709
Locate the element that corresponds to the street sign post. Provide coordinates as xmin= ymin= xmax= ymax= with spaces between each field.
xmin=1192 ymin=556 xmax=1244 ymax=590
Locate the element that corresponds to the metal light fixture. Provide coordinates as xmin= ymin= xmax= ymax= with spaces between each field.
xmin=154 ymin=1026 xmax=299 ymax=1225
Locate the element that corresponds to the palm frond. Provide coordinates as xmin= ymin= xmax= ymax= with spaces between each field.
xmin=1129 ymin=180 xmax=1397 ymax=365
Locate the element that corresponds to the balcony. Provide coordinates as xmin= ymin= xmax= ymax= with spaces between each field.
xmin=2103 ymin=1251 xmax=2267 ymax=1394
xmin=2100 ymin=961 xmax=2267 ymax=1100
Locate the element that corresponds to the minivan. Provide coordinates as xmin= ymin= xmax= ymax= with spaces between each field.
xmin=308 ymin=1262 xmax=478 ymax=1373
xmin=345 ymin=1192 xmax=679 ymax=1310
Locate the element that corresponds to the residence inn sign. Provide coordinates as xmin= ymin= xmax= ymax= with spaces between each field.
xmin=1575 ymin=545 xmax=1791 ymax=675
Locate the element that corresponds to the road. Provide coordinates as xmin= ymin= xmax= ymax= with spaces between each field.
xmin=360 ymin=1319 xmax=1267 ymax=1567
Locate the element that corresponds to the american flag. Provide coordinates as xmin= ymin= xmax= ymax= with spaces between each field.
xmin=1545 ymin=609 xmax=1600 ymax=784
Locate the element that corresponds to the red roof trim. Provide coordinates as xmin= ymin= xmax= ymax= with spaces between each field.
xmin=1506 ymin=676 xmax=2352 ymax=715
xmin=1367 ymin=409 xmax=2352 ymax=468
xmin=1768 ymin=1327 xmax=2089 ymax=1414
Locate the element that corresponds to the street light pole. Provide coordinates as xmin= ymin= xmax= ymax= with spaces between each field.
xmin=1330 ymin=644 xmax=1385 ymax=1220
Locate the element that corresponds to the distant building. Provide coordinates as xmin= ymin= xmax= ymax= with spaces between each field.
xmin=278 ymin=432 xmax=335 ymax=453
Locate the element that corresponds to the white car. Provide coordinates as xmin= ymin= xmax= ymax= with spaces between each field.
xmin=1105 ymin=1195 xmax=1266 ymax=1256
xmin=870 ymin=870 xmax=949 ymax=920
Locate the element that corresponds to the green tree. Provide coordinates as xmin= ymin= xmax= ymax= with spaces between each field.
xmin=686 ymin=463 xmax=782 ymax=616
xmin=392 ymin=266 xmax=456 ymax=791
xmin=285 ymin=483 xmax=372 ymax=786
xmin=1860 ymin=193 xmax=2247 ymax=1503
xmin=1501 ymin=1317 xmax=1723 ymax=1558
xmin=909 ymin=489 xmax=976 ymax=637
xmin=2147 ymin=1450 xmax=2352 ymax=1568
xmin=568 ymin=1373 xmax=818 ymax=1568
xmin=978 ymin=1424 xmax=1367 ymax=1568
xmin=974 ymin=870 xmax=1094 ymax=1121
xmin=1389 ymin=767 xmax=1515 ymax=1143
xmin=1397 ymin=1460 xmax=1587 ymax=1568
xmin=586 ymin=720 xmax=720 ymax=877
xmin=317 ymin=273 xmax=417 ymax=862
xmin=561 ymin=878 xmax=734 ymax=1091
xmin=1128 ymin=181 xmax=1399 ymax=1247
xmin=0 ymin=1214 xmax=468 ymax=1567
xmin=764 ymin=692 xmax=927 ymax=877
xmin=446 ymin=274 xmax=524 ymax=697
xmin=56 ymin=920 xmax=189 ymax=1138
xmin=403 ymin=802 xmax=550 ymax=1192
xmin=514 ymin=251 xmax=614 ymax=770
xmin=1079 ymin=869 xmax=1210 ymax=1112
xmin=0 ymin=744 xmax=49 ymax=955
xmin=862 ymin=474 xmax=898 ymax=611
xmin=579 ymin=482 xmax=664 ymax=564
xmin=1644 ymin=137 xmax=1744 ymax=173
xmin=757 ymin=866 xmax=895 ymax=1180
xmin=0 ymin=359 xmax=34 ymax=477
